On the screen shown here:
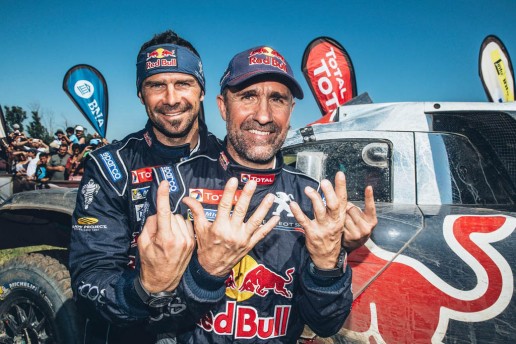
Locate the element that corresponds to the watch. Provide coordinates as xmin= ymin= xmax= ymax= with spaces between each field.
xmin=134 ymin=276 xmax=177 ymax=308
xmin=309 ymin=248 xmax=348 ymax=278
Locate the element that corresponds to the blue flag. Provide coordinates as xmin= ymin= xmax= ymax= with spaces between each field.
xmin=63 ymin=65 xmax=109 ymax=138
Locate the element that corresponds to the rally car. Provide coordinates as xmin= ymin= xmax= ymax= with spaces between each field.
xmin=0 ymin=101 xmax=515 ymax=343
xmin=284 ymin=101 xmax=516 ymax=343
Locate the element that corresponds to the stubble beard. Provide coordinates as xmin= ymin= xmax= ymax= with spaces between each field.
xmin=226 ymin=115 xmax=286 ymax=165
xmin=149 ymin=103 xmax=198 ymax=139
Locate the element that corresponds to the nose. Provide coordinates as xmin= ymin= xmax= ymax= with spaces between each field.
xmin=163 ymin=84 xmax=181 ymax=105
xmin=252 ymin=97 xmax=273 ymax=124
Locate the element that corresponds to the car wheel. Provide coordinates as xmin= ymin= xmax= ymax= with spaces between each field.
xmin=0 ymin=253 xmax=83 ymax=343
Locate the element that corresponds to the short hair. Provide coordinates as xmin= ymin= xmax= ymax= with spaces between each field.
xmin=138 ymin=30 xmax=200 ymax=58
xmin=66 ymin=127 xmax=75 ymax=134
xmin=39 ymin=152 xmax=49 ymax=158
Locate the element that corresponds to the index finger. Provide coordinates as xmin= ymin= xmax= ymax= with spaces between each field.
xmin=231 ymin=180 xmax=257 ymax=224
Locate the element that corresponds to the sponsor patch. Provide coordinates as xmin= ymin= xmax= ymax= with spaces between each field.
xmin=159 ymin=166 xmax=179 ymax=193
xmin=143 ymin=131 xmax=152 ymax=147
xmin=189 ymin=188 xmax=242 ymax=205
xmin=146 ymin=47 xmax=177 ymax=70
xmin=248 ymin=47 xmax=287 ymax=72
xmin=219 ymin=152 xmax=230 ymax=170
xmin=99 ymin=152 xmax=122 ymax=181
xmin=188 ymin=208 xmax=218 ymax=222
xmin=132 ymin=186 xmax=150 ymax=201
xmin=132 ymin=167 xmax=153 ymax=184
xmin=82 ymin=179 xmax=100 ymax=210
xmin=135 ymin=203 xmax=146 ymax=222
xmin=272 ymin=192 xmax=294 ymax=217
xmin=240 ymin=173 xmax=275 ymax=185
xmin=77 ymin=217 xmax=99 ymax=225
xmin=72 ymin=224 xmax=108 ymax=231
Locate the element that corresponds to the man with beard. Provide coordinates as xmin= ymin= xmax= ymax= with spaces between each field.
xmin=139 ymin=46 xmax=377 ymax=342
xmin=47 ymin=144 xmax=70 ymax=180
xmin=69 ymin=30 xmax=223 ymax=344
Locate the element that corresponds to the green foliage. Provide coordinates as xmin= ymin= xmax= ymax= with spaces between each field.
xmin=27 ymin=109 xmax=52 ymax=143
xmin=3 ymin=106 xmax=27 ymax=132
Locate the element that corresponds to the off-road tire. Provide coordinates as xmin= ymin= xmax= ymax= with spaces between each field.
xmin=0 ymin=253 xmax=83 ymax=343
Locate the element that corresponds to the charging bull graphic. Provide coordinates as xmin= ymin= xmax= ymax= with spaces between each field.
xmin=337 ymin=215 xmax=515 ymax=343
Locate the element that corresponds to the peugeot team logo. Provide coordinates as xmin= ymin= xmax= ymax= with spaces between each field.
xmin=272 ymin=192 xmax=294 ymax=217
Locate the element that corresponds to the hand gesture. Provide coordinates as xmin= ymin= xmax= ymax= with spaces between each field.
xmin=182 ymin=177 xmax=279 ymax=277
xmin=342 ymin=186 xmax=377 ymax=252
xmin=289 ymin=171 xmax=348 ymax=269
xmin=138 ymin=181 xmax=195 ymax=292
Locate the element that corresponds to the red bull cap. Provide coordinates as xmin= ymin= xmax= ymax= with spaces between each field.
xmin=220 ymin=46 xmax=304 ymax=99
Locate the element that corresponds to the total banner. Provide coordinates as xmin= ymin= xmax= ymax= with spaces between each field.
xmin=301 ymin=37 xmax=357 ymax=120
xmin=479 ymin=35 xmax=514 ymax=103
xmin=63 ymin=65 xmax=109 ymax=138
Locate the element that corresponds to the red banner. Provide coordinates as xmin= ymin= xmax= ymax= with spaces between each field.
xmin=301 ymin=37 xmax=357 ymax=117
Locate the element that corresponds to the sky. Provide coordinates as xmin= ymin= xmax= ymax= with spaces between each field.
xmin=1 ymin=0 xmax=515 ymax=141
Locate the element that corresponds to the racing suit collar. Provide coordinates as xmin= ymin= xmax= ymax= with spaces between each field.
xmin=143 ymin=119 xmax=209 ymax=161
xmin=219 ymin=140 xmax=283 ymax=187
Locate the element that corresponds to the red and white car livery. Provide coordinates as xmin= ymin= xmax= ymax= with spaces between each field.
xmin=283 ymin=101 xmax=516 ymax=343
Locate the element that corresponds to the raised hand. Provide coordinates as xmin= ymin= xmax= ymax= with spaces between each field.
xmin=182 ymin=177 xmax=279 ymax=277
xmin=289 ymin=171 xmax=348 ymax=269
xmin=342 ymin=186 xmax=377 ymax=252
xmin=138 ymin=181 xmax=195 ymax=292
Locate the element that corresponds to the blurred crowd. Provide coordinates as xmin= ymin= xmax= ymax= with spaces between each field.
xmin=0 ymin=124 xmax=108 ymax=191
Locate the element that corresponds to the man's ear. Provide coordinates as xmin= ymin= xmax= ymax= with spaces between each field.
xmin=138 ymin=91 xmax=145 ymax=105
xmin=200 ymin=90 xmax=205 ymax=102
xmin=216 ymin=95 xmax=227 ymax=122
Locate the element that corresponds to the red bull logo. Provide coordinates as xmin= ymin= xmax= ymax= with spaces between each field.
xmin=197 ymin=302 xmax=290 ymax=339
xmin=225 ymin=255 xmax=294 ymax=301
xmin=146 ymin=47 xmax=177 ymax=70
xmin=197 ymin=255 xmax=294 ymax=339
xmin=340 ymin=215 xmax=515 ymax=343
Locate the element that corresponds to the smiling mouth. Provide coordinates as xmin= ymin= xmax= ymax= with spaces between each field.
xmin=248 ymin=129 xmax=271 ymax=136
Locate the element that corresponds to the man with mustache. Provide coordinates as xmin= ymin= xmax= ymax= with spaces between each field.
xmin=138 ymin=46 xmax=377 ymax=342
xmin=69 ymin=30 xmax=223 ymax=344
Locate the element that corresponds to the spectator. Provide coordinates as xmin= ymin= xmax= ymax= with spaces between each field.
xmin=75 ymin=125 xmax=86 ymax=144
xmin=35 ymin=152 xmax=50 ymax=189
xmin=25 ymin=148 xmax=40 ymax=179
xmin=47 ymin=144 xmax=70 ymax=180
xmin=66 ymin=127 xmax=79 ymax=144
xmin=66 ymin=143 xmax=88 ymax=181
xmin=30 ymin=138 xmax=49 ymax=153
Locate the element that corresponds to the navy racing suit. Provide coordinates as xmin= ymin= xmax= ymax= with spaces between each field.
xmin=143 ymin=145 xmax=353 ymax=343
xmin=69 ymin=120 xmax=222 ymax=343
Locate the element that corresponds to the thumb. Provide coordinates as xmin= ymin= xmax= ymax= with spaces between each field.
xmin=182 ymin=196 xmax=208 ymax=226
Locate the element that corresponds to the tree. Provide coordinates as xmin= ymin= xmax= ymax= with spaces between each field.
xmin=27 ymin=106 xmax=52 ymax=143
xmin=3 ymin=106 xmax=27 ymax=132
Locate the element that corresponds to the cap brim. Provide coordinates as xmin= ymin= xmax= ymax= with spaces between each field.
xmin=226 ymin=71 xmax=304 ymax=99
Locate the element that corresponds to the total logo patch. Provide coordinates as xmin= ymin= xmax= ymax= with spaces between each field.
xmin=132 ymin=186 xmax=150 ymax=201
xmin=189 ymin=188 xmax=242 ymax=205
xmin=132 ymin=168 xmax=153 ymax=184
xmin=77 ymin=217 xmax=99 ymax=225
xmin=240 ymin=173 xmax=275 ymax=185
